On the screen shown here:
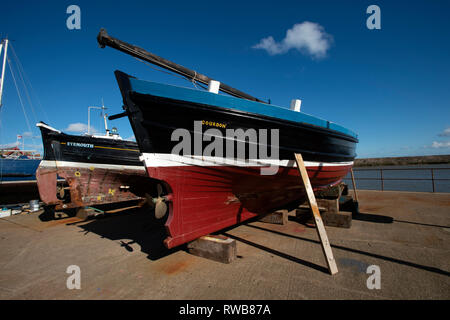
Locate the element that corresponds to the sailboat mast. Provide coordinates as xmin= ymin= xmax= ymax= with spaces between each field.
xmin=0 ymin=39 xmax=9 ymax=107
xmin=97 ymin=29 xmax=265 ymax=103
xmin=102 ymin=99 xmax=109 ymax=136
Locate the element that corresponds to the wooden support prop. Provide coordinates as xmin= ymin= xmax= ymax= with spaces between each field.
xmin=350 ymin=168 xmax=359 ymax=203
xmin=294 ymin=153 xmax=338 ymax=275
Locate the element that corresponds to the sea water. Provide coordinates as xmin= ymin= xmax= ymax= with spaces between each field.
xmin=343 ymin=164 xmax=450 ymax=193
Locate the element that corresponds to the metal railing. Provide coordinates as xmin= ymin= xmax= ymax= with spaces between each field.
xmin=345 ymin=167 xmax=450 ymax=193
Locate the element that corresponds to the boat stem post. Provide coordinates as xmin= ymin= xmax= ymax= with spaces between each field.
xmin=294 ymin=153 xmax=338 ymax=275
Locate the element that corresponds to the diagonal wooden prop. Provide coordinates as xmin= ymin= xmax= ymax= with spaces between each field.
xmin=294 ymin=153 xmax=338 ymax=275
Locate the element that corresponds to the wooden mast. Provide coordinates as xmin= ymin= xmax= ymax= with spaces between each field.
xmin=96 ymin=28 xmax=265 ymax=103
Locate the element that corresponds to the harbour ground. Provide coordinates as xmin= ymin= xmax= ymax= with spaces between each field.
xmin=0 ymin=190 xmax=449 ymax=299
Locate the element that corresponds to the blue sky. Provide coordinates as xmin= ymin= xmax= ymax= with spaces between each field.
xmin=1 ymin=0 xmax=449 ymax=158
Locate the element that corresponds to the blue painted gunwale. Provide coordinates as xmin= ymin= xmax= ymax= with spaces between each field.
xmin=129 ymin=78 xmax=358 ymax=139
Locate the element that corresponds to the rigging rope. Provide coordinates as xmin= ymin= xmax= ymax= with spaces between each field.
xmin=7 ymin=44 xmax=44 ymax=153
xmin=0 ymin=102 xmax=4 ymax=177
xmin=9 ymin=44 xmax=39 ymax=126
xmin=191 ymin=71 xmax=198 ymax=89
xmin=7 ymin=57 xmax=34 ymax=144
xmin=9 ymin=43 xmax=50 ymax=124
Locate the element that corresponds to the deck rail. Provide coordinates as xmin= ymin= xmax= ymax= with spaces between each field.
xmin=345 ymin=167 xmax=450 ymax=193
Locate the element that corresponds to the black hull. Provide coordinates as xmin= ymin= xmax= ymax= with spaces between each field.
xmin=38 ymin=122 xmax=142 ymax=166
xmin=115 ymin=72 xmax=358 ymax=163
xmin=36 ymin=122 xmax=153 ymax=210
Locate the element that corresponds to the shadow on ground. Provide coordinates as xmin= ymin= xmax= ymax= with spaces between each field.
xmin=352 ymin=212 xmax=394 ymax=224
xmin=35 ymin=202 xmax=448 ymax=276
xmin=61 ymin=205 xmax=180 ymax=260
xmin=244 ymin=223 xmax=450 ymax=277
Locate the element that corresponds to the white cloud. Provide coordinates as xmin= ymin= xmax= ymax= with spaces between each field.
xmin=253 ymin=21 xmax=333 ymax=59
xmin=0 ymin=141 xmax=20 ymax=149
xmin=431 ymin=141 xmax=450 ymax=148
xmin=438 ymin=127 xmax=450 ymax=137
xmin=22 ymin=131 xmax=33 ymax=138
xmin=25 ymin=144 xmax=43 ymax=150
xmin=126 ymin=135 xmax=136 ymax=142
xmin=253 ymin=36 xmax=284 ymax=55
xmin=65 ymin=123 xmax=99 ymax=134
xmin=0 ymin=141 xmax=43 ymax=150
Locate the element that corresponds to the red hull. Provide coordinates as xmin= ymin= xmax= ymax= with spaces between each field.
xmin=146 ymin=163 xmax=352 ymax=249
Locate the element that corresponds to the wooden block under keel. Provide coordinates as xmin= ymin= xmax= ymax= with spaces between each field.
xmin=258 ymin=209 xmax=288 ymax=225
xmin=187 ymin=235 xmax=237 ymax=264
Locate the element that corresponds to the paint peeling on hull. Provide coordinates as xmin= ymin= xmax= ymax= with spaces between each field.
xmin=36 ymin=164 xmax=153 ymax=210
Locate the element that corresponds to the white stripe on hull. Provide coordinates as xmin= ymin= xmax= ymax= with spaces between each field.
xmin=38 ymin=160 xmax=145 ymax=171
xmin=139 ymin=153 xmax=353 ymax=168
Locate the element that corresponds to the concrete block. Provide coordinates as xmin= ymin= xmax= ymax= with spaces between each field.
xmin=187 ymin=235 xmax=237 ymax=264
xmin=259 ymin=210 xmax=288 ymax=225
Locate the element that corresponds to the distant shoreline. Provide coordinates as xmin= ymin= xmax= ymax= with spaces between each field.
xmin=354 ymin=155 xmax=450 ymax=167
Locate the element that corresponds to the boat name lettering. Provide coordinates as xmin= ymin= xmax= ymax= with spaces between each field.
xmin=67 ymin=142 xmax=94 ymax=148
xmin=172 ymin=121 xmax=280 ymax=176
xmin=202 ymin=120 xmax=227 ymax=128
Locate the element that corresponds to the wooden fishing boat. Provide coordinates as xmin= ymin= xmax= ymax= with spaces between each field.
xmin=98 ymin=29 xmax=358 ymax=249
xmin=35 ymin=121 xmax=157 ymax=210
